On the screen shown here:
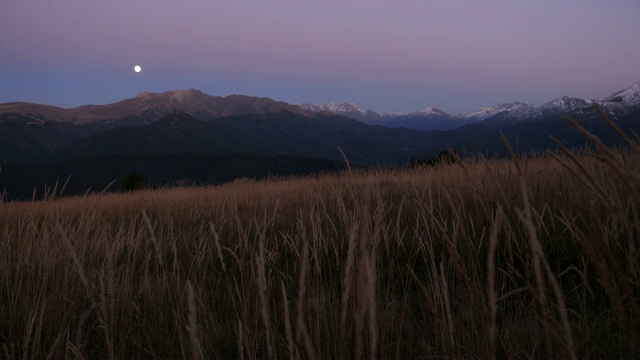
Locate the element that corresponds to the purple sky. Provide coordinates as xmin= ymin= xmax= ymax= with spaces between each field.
xmin=1 ymin=0 xmax=639 ymax=114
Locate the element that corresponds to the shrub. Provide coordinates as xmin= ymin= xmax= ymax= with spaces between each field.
xmin=122 ymin=171 xmax=145 ymax=192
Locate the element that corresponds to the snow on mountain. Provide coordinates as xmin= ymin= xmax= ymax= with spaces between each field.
xmin=542 ymin=96 xmax=594 ymax=113
xmin=299 ymin=81 xmax=640 ymax=129
xmin=299 ymin=102 xmax=460 ymax=130
xmin=329 ymin=103 xmax=367 ymax=115
xmin=407 ymin=107 xmax=452 ymax=118
xmin=381 ymin=112 xmax=405 ymax=118
xmin=457 ymin=102 xmax=532 ymax=121
xmin=299 ymin=102 xmax=381 ymax=122
xmin=602 ymin=81 xmax=640 ymax=105
xmin=596 ymin=81 xmax=640 ymax=119
xmin=300 ymin=102 xmax=366 ymax=115
xmin=375 ymin=107 xmax=468 ymax=131
xmin=511 ymin=96 xmax=593 ymax=121
xmin=458 ymin=96 xmax=596 ymax=127
xmin=459 ymin=81 xmax=640 ymax=126
xmin=457 ymin=97 xmax=593 ymax=123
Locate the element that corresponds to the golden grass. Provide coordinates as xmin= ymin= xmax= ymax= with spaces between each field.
xmin=2 ymin=126 xmax=640 ymax=358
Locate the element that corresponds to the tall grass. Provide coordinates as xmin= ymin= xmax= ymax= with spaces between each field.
xmin=1 ymin=121 xmax=640 ymax=358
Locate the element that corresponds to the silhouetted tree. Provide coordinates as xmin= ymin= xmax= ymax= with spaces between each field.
xmin=410 ymin=149 xmax=459 ymax=168
xmin=122 ymin=172 xmax=145 ymax=192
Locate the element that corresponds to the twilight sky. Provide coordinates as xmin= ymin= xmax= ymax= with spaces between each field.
xmin=1 ymin=0 xmax=639 ymax=114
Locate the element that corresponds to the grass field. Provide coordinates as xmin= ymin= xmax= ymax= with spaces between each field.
xmin=2 ymin=122 xmax=640 ymax=358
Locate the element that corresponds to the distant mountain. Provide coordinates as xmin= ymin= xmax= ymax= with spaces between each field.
xmin=300 ymin=81 xmax=640 ymax=131
xmin=2 ymin=103 xmax=640 ymax=201
xmin=2 ymin=81 xmax=640 ymax=167
xmin=300 ymin=103 xmax=471 ymax=131
xmin=375 ymin=107 xmax=476 ymax=131
xmin=299 ymin=102 xmax=382 ymax=123
xmin=603 ymin=81 xmax=640 ymax=104
xmin=0 ymin=102 xmax=99 ymax=124
xmin=456 ymin=102 xmax=532 ymax=122
xmin=598 ymin=81 xmax=640 ymax=119
xmin=70 ymin=89 xmax=305 ymax=126
xmin=54 ymin=111 xmax=453 ymax=166
xmin=475 ymin=97 xmax=594 ymax=128
xmin=468 ymin=81 xmax=640 ymax=128
xmin=4 ymin=82 xmax=639 ymax=133
xmin=405 ymin=107 xmax=451 ymax=118
xmin=48 ymin=105 xmax=640 ymax=167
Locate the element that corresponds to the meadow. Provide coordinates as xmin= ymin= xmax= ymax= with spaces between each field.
xmin=1 ymin=121 xmax=640 ymax=359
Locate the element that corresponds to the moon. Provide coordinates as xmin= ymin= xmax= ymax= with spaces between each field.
xmin=134 ymin=65 xmax=142 ymax=73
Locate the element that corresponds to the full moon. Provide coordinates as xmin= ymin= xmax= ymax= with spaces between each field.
xmin=134 ymin=65 xmax=142 ymax=73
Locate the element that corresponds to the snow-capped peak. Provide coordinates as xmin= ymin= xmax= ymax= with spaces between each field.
xmin=414 ymin=107 xmax=449 ymax=116
xmin=457 ymin=102 xmax=531 ymax=121
xmin=544 ymin=96 xmax=594 ymax=112
xmin=326 ymin=102 xmax=369 ymax=116
xmin=300 ymin=102 xmax=367 ymax=114
xmin=604 ymin=81 xmax=640 ymax=104
xmin=459 ymin=96 xmax=601 ymax=124
xmin=299 ymin=80 xmax=640 ymax=127
xmin=299 ymin=102 xmax=381 ymax=122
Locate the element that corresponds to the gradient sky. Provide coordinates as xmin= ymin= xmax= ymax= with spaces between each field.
xmin=1 ymin=0 xmax=639 ymax=114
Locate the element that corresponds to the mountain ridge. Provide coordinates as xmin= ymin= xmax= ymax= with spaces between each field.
xmin=1 ymin=81 xmax=639 ymax=165
xmin=2 ymin=81 xmax=639 ymax=131
xmin=301 ymin=80 xmax=640 ymax=130
xmin=68 ymin=89 xmax=305 ymax=125
xmin=0 ymin=102 xmax=99 ymax=124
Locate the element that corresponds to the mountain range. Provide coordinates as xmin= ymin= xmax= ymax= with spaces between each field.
xmin=1 ymin=81 xmax=639 ymax=200
xmin=4 ymin=81 xmax=639 ymax=132
xmin=301 ymin=81 xmax=640 ymax=131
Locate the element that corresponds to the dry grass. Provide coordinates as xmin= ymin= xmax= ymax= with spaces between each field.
xmin=2 ymin=124 xmax=640 ymax=358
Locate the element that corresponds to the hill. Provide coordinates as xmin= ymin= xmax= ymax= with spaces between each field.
xmin=0 ymin=153 xmax=347 ymax=201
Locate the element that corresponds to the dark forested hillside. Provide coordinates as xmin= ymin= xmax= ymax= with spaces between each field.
xmin=0 ymin=153 xmax=347 ymax=201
